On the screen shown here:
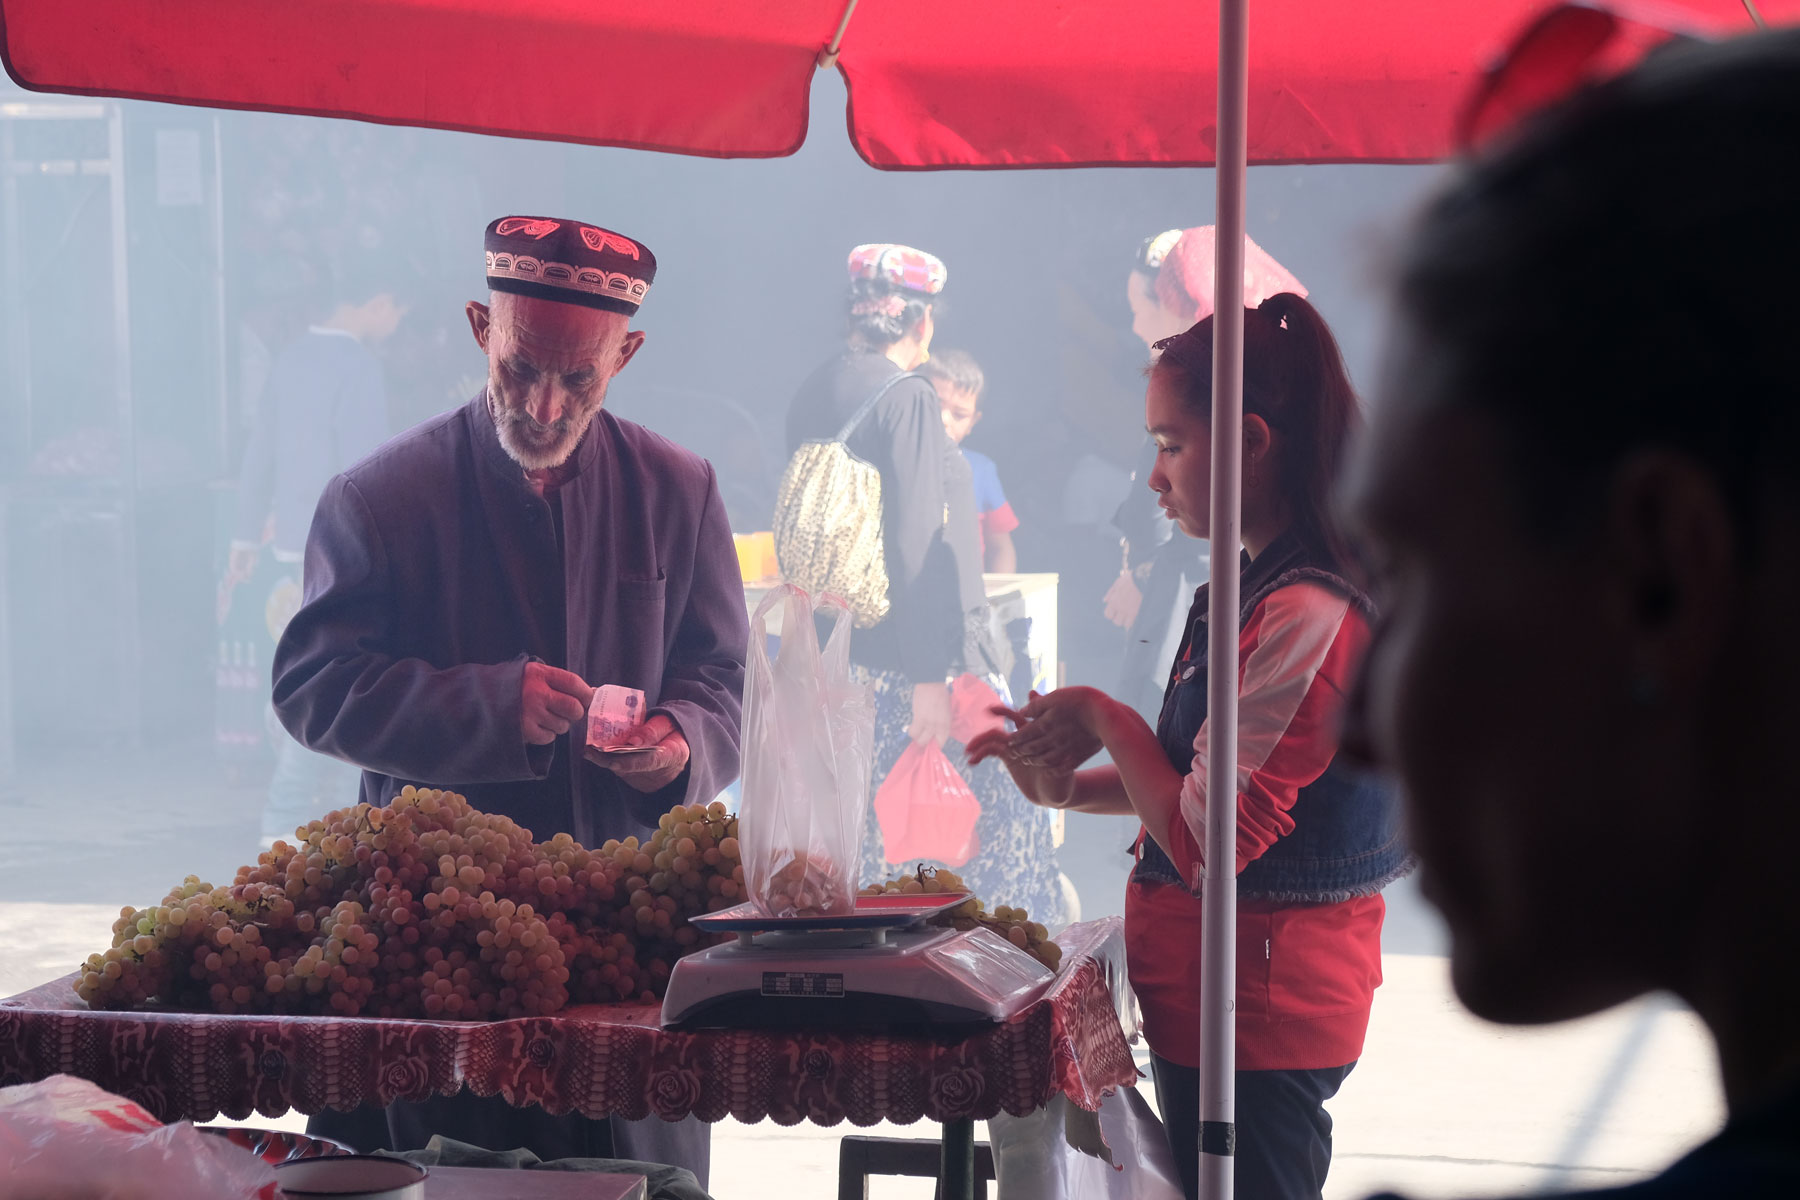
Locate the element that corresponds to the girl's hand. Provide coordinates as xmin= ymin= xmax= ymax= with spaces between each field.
xmin=995 ymin=687 xmax=1110 ymax=771
xmin=966 ymin=729 xmax=1078 ymax=809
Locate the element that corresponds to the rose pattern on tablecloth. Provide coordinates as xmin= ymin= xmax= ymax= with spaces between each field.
xmin=928 ymin=1065 xmax=985 ymax=1119
xmin=0 ymin=919 xmax=1136 ymax=1128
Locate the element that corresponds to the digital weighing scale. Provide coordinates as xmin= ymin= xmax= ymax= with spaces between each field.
xmin=660 ymin=894 xmax=1055 ymax=1030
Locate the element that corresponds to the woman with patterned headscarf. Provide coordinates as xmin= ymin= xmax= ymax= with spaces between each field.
xmin=783 ymin=245 xmax=1066 ymax=926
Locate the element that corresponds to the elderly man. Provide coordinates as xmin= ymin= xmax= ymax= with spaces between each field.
xmin=273 ymin=216 xmax=746 ymax=1181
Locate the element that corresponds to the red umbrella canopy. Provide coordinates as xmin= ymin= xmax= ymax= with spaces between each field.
xmin=0 ymin=0 xmax=1788 ymax=167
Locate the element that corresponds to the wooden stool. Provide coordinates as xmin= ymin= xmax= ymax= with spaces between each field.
xmin=837 ymin=1129 xmax=997 ymax=1200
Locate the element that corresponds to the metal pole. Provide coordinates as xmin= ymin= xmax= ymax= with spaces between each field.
xmin=107 ymin=105 xmax=142 ymax=747
xmin=939 ymin=1117 xmax=976 ymax=1200
xmin=0 ymin=116 xmax=20 ymax=784
xmin=1201 ymin=0 xmax=1249 ymax=1195
xmin=0 ymin=484 xmax=14 ymax=785
xmin=211 ymin=115 xmax=230 ymax=477
xmin=2 ymin=116 xmax=30 ymax=473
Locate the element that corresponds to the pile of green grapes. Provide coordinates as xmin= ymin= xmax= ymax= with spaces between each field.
xmin=862 ymin=865 xmax=1063 ymax=972
xmin=76 ymin=788 xmax=742 ymax=1019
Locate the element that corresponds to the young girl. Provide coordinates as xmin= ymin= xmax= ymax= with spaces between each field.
xmin=969 ymin=294 xmax=1408 ymax=1200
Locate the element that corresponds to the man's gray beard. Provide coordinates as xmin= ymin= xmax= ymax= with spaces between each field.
xmin=491 ymin=392 xmax=605 ymax=471
xmin=495 ymin=415 xmax=584 ymax=470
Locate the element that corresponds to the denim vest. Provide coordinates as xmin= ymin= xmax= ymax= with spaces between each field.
xmin=1132 ymin=533 xmax=1413 ymax=904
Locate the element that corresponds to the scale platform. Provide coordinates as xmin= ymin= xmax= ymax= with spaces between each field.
xmin=662 ymin=896 xmax=1054 ymax=1030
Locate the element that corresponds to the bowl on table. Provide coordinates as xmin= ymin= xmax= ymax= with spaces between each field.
xmin=273 ymin=1155 xmax=428 ymax=1199
xmin=200 ymin=1125 xmax=354 ymax=1164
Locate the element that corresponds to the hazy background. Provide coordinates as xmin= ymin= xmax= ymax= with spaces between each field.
xmin=0 ymin=69 xmax=1435 ymax=927
xmin=1 ymin=71 xmax=1736 ymax=1200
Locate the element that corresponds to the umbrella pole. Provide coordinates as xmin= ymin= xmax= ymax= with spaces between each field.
xmin=1200 ymin=0 xmax=1249 ymax=1196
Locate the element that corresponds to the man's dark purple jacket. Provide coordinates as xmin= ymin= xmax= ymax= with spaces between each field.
xmin=272 ymin=391 xmax=748 ymax=847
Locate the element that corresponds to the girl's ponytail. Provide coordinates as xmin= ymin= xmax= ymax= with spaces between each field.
xmin=1254 ymin=293 xmax=1362 ymax=573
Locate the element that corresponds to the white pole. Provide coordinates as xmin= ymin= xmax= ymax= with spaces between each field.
xmin=1200 ymin=0 xmax=1248 ymax=1195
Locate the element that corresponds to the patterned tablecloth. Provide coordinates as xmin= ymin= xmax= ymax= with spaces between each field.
xmin=0 ymin=918 xmax=1136 ymax=1128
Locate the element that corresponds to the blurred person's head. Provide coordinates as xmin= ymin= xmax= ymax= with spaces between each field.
xmin=1127 ymin=229 xmax=1190 ymax=350
xmin=1152 ymin=226 xmax=1308 ymax=333
xmin=1146 ymin=294 xmax=1359 ymax=568
xmin=845 ymin=243 xmax=946 ymax=371
xmin=466 ymin=216 xmax=654 ymax=472
xmin=1343 ymin=29 xmax=1800 ymax=1104
xmin=316 ymin=255 xmax=409 ymax=345
xmin=919 ymin=349 xmax=986 ymax=444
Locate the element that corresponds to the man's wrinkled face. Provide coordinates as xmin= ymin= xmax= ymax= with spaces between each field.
xmin=468 ymin=292 xmax=644 ymax=471
xmin=1341 ymin=321 xmax=1661 ymax=1026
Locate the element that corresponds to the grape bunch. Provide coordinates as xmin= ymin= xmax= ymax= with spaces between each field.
xmin=862 ymin=865 xmax=1064 ymax=972
xmin=76 ymin=789 xmax=743 ymax=1019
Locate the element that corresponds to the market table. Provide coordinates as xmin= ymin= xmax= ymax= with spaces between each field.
xmin=0 ymin=917 xmax=1135 ymax=1199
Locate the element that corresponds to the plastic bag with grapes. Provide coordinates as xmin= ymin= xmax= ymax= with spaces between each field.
xmin=740 ymin=584 xmax=875 ymax=918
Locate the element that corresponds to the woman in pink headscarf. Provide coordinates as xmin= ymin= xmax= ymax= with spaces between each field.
xmin=1157 ymin=226 xmax=1308 ymax=325
xmin=1107 ymin=228 xmax=1310 ymax=720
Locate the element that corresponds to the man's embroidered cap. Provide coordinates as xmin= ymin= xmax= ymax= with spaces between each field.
xmin=484 ymin=216 xmax=656 ymax=315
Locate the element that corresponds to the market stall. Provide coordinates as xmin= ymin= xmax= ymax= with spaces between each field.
xmin=0 ymin=918 xmax=1135 ymax=1197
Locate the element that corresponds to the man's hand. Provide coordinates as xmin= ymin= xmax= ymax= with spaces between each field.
xmin=1103 ymin=570 xmax=1143 ymax=628
xmin=586 ymin=713 xmax=690 ymax=793
xmin=522 ymin=662 xmax=592 ymax=746
xmin=907 ymin=682 xmax=953 ymax=747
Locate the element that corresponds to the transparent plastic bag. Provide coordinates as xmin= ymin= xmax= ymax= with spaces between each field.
xmin=990 ymin=1088 xmax=1184 ymax=1200
xmin=0 ymin=1075 xmax=279 ymax=1200
xmin=741 ymin=584 xmax=876 ymax=917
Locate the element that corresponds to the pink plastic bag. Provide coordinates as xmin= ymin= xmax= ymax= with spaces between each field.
xmin=949 ymin=673 xmax=1007 ymax=745
xmin=0 ymin=1075 xmax=279 ymax=1199
xmin=874 ymin=739 xmax=982 ymax=868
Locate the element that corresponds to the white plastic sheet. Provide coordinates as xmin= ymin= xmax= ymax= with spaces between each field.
xmin=990 ymin=1087 xmax=1184 ymax=1200
xmin=0 ymin=1075 xmax=278 ymax=1199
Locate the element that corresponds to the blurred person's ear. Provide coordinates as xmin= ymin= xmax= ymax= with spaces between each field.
xmin=1600 ymin=450 xmax=1735 ymax=700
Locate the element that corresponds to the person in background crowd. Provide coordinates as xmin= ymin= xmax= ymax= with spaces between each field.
xmin=972 ymin=296 xmax=1407 ymax=1200
xmin=1345 ymin=29 xmax=1800 ymax=1200
xmin=922 ymin=349 xmax=1019 ymax=573
xmin=785 ymin=245 xmax=1065 ymax=925
xmin=1108 ymin=228 xmax=1306 ymax=723
xmin=225 ymin=258 xmax=406 ymax=849
xmin=1107 ymin=229 xmax=1204 ymax=720
xmin=273 ymin=215 xmax=747 ymax=1184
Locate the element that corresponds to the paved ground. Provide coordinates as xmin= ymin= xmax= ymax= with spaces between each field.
xmin=0 ymin=746 xmax=1724 ymax=1198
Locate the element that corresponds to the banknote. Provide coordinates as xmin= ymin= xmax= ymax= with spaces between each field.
xmin=586 ymin=684 xmax=647 ymax=752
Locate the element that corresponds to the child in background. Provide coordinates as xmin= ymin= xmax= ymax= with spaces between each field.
xmin=922 ymin=349 xmax=1019 ymax=573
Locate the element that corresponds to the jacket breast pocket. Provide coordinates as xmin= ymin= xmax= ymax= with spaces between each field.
xmin=612 ymin=574 xmax=669 ymax=671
